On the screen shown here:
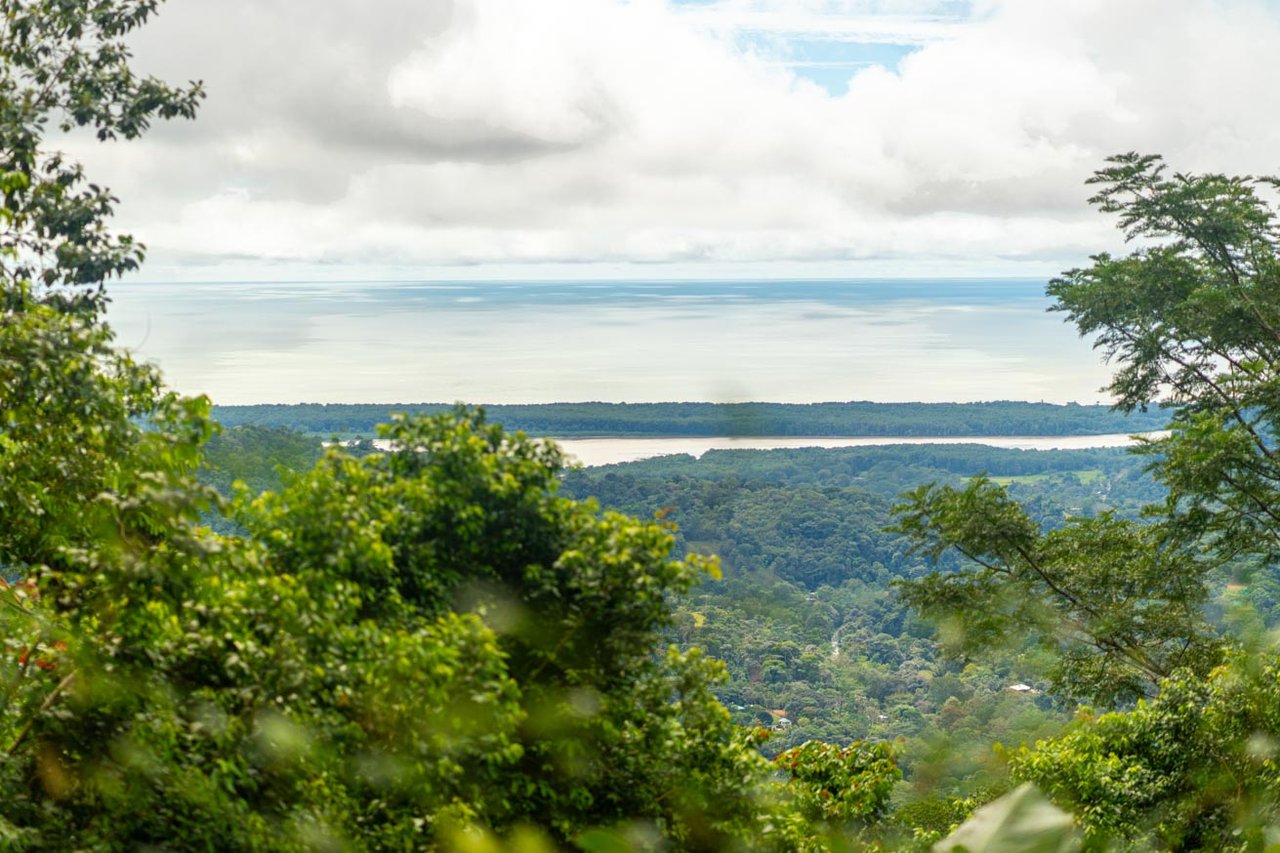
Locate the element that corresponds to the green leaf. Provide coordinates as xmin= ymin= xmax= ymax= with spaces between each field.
xmin=935 ymin=784 xmax=1080 ymax=853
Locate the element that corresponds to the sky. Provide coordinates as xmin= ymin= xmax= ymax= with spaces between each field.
xmin=69 ymin=0 xmax=1280 ymax=281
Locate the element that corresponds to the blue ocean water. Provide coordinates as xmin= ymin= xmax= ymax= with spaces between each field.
xmin=104 ymin=279 xmax=1114 ymax=405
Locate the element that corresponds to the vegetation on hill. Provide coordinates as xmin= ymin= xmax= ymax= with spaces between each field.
xmin=199 ymin=422 xmax=1213 ymax=842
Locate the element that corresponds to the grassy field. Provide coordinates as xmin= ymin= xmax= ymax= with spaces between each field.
xmin=990 ymin=469 xmax=1104 ymax=486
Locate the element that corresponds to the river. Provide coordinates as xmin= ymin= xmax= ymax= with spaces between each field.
xmin=361 ymin=432 xmax=1159 ymax=467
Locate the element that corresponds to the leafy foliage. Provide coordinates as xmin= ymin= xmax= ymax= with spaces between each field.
xmin=893 ymin=154 xmax=1280 ymax=846
xmin=1009 ymin=650 xmax=1280 ymax=850
xmin=0 ymin=0 xmax=202 ymax=311
xmin=775 ymin=740 xmax=900 ymax=827
xmin=239 ymin=408 xmax=789 ymax=847
xmin=1049 ymin=153 xmax=1280 ymax=572
xmin=3 ymin=373 xmax=800 ymax=847
xmin=892 ymin=478 xmax=1218 ymax=705
xmin=934 ymin=783 xmax=1079 ymax=853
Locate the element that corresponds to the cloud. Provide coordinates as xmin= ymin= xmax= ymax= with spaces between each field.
xmin=65 ymin=0 xmax=1280 ymax=276
xmin=671 ymin=0 xmax=974 ymax=44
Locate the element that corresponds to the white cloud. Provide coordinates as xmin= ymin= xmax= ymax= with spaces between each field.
xmin=64 ymin=0 xmax=1280 ymax=277
xmin=671 ymin=0 xmax=973 ymax=44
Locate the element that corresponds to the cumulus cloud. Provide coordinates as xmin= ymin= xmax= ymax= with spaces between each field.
xmin=64 ymin=0 xmax=1280 ymax=276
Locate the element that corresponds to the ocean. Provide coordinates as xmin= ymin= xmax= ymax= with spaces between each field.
xmin=104 ymin=279 xmax=1114 ymax=405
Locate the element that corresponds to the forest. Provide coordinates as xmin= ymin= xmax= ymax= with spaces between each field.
xmin=211 ymin=400 xmax=1170 ymax=439
xmin=206 ymin=431 xmax=1170 ymax=757
xmin=196 ymin=413 xmax=1280 ymax=848
xmin=7 ymin=2 xmax=1280 ymax=850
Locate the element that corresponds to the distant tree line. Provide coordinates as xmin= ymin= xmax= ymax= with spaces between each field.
xmin=211 ymin=401 xmax=1170 ymax=438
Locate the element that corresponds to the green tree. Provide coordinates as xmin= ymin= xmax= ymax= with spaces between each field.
xmin=199 ymin=425 xmax=323 ymax=499
xmin=1009 ymin=649 xmax=1280 ymax=850
xmin=892 ymin=479 xmax=1217 ymax=705
xmin=1007 ymin=154 xmax=1280 ymax=849
xmin=896 ymin=154 xmax=1280 ymax=845
xmin=4 ymin=357 xmax=795 ymax=847
xmin=1 ymin=0 xmax=202 ymax=312
xmin=774 ymin=739 xmax=900 ymax=829
xmin=1049 ymin=153 xmax=1280 ymax=574
xmin=240 ymin=408 xmax=790 ymax=848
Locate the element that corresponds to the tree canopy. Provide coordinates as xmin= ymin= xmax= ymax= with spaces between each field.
xmin=1 ymin=0 xmax=202 ymax=312
xmin=896 ymin=154 xmax=1280 ymax=847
